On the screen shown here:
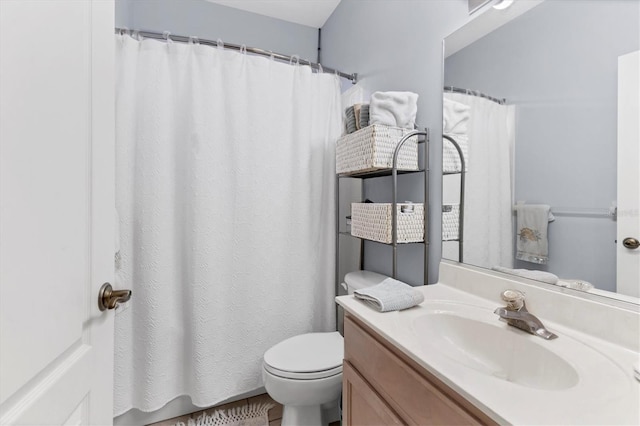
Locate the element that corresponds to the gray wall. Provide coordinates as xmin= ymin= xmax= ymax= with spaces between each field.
xmin=322 ymin=0 xmax=472 ymax=284
xmin=115 ymin=0 xmax=319 ymax=60
xmin=444 ymin=0 xmax=639 ymax=291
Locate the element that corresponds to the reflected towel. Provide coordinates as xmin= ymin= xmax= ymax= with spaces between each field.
xmin=369 ymin=91 xmax=418 ymax=129
xmin=556 ymin=279 xmax=594 ymax=292
xmin=515 ymin=204 xmax=554 ymax=264
xmin=492 ymin=266 xmax=559 ymax=284
xmin=443 ymin=97 xmax=469 ymax=134
xmin=354 ymin=277 xmax=424 ymax=312
xmin=443 ymin=97 xmax=470 ymax=172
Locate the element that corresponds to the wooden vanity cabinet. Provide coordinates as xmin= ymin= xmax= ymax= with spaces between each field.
xmin=343 ymin=314 xmax=496 ymax=426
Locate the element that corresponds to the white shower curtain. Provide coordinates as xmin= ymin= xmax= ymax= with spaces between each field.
xmin=443 ymin=93 xmax=515 ymax=269
xmin=114 ymin=34 xmax=341 ymax=415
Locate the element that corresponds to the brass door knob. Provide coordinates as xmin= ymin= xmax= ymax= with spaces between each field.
xmin=623 ymin=237 xmax=640 ymax=249
xmin=98 ymin=282 xmax=132 ymax=311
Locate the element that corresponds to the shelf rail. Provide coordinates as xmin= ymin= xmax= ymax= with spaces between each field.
xmin=392 ymin=129 xmax=430 ymax=283
xmin=441 ymin=134 xmax=466 ymax=263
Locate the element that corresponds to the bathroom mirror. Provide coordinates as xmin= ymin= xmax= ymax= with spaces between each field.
xmin=442 ymin=0 xmax=639 ymax=304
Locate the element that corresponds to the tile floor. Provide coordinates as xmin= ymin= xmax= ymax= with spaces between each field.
xmin=147 ymin=393 xmax=340 ymax=426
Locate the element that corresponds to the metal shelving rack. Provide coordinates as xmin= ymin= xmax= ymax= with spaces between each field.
xmin=335 ymin=128 xmax=430 ymax=302
xmin=442 ymin=134 xmax=465 ymax=263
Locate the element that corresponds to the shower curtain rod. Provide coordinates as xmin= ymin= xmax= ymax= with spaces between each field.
xmin=115 ymin=28 xmax=358 ymax=83
xmin=444 ymin=86 xmax=506 ymax=105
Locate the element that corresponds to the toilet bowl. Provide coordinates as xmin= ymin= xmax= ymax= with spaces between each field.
xmin=263 ymin=332 xmax=344 ymax=426
xmin=262 ymin=270 xmax=388 ymax=426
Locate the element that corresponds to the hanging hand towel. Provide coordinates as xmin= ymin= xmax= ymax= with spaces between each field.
xmin=354 ymin=277 xmax=424 ymax=312
xmin=515 ymin=204 xmax=554 ymax=264
xmin=369 ymin=91 xmax=418 ymax=130
xmin=443 ymin=97 xmax=470 ymax=172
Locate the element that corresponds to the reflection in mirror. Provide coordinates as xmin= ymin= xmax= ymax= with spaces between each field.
xmin=442 ymin=0 xmax=639 ymax=304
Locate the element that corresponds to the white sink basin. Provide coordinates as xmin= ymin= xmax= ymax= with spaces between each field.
xmin=412 ymin=308 xmax=579 ymax=390
xmin=337 ymin=282 xmax=639 ymax=425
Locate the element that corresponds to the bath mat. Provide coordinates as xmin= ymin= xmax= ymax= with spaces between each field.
xmin=174 ymin=402 xmax=274 ymax=426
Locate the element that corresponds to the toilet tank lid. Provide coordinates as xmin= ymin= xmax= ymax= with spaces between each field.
xmin=264 ymin=332 xmax=344 ymax=374
xmin=344 ymin=270 xmax=389 ymax=291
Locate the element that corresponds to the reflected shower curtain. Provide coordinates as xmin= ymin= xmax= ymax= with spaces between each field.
xmin=443 ymin=93 xmax=515 ymax=269
xmin=113 ymin=34 xmax=341 ymax=415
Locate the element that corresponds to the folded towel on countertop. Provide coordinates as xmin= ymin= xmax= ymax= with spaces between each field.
xmin=369 ymin=91 xmax=418 ymax=130
xmin=515 ymin=204 xmax=554 ymax=264
xmin=492 ymin=266 xmax=559 ymax=284
xmin=354 ymin=277 xmax=424 ymax=312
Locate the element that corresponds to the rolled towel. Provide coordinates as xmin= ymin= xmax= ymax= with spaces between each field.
xmin=369 ymin=91 xmax=418 ymax=129
xmin=353 ymin=103 xmax=362 ymax=130
xmin=492 ymin=266 xmax=559 ymax=284
xmin=354 ymin=277 xmax=424 ymax=312
xmin=359 ymin=104 xmax=370 ymax=128
xmin=345 ymin=106 xmax=357 ymax=134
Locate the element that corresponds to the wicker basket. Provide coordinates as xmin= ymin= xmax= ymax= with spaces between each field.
xmin=351 ymin=203 xmax=424 ymax=244
xmin=336 ymin=124 xmax=419 ymax=174
xmin=442 ymin=204 xmax=460 ymax=241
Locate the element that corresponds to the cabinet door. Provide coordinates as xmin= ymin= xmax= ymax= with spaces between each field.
xmin=343 ymin=361 xmax=404 ymax=426
xmin=345 ymin=315 xmax=492 ymax=425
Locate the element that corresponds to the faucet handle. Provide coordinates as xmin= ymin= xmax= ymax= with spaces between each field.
xmin=500 ymin=289 xmax=525 ymax=310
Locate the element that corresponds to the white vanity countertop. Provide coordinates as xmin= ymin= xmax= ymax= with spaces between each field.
xmin=336 ymin=283 xmax=640 ymax=425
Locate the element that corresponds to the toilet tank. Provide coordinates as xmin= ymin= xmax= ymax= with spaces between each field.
xmin=343 ymin=270 xmax=389 ymax=294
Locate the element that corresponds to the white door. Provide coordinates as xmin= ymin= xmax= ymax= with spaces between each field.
xmin=0 ymin=1 xmax=116 ymax=424
xmin=617 ymin=50 xmax=640 ymax=298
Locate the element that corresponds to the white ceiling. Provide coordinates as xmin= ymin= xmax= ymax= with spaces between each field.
xmin=206 ymin=0 xmax=342 ymax=28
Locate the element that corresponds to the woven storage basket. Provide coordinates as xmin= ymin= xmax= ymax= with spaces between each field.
xmin=336 ymin=124 xmax=419 ymax=174
xmin=442 ymin=204 xmax=460 ymax=241
xmin=351 ymin=203 xmax=424 ymax=244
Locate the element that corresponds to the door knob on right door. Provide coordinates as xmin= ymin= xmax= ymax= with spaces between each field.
xmin=622 ymin=237 xmax=640 ymax=249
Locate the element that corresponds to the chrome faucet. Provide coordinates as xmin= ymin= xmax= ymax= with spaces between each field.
xmin=494 ymin=290 xmax=557 ymax=340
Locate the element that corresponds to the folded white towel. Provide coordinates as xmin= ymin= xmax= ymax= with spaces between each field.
xmin=369 ymin=91 xmax=418 ymax=130
xmin=515 ymin=204 xmax=553 ymax=264
xmin=443 ymin=98 xmax=470 ymax=172
xmin=443 ymin=97 xmax=470 ymax=134
xmin=492 ymin=266 xmax=559 ymax=284
xmin=354 ymin=277 xmax=424 ymax=312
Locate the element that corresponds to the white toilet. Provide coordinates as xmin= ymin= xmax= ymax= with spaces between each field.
xmin=262 ymin=270 xmax=388 ymax=426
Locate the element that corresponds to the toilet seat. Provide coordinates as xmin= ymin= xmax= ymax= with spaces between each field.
xmin=263 ymin=332 xmax=343 ymax=380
